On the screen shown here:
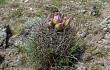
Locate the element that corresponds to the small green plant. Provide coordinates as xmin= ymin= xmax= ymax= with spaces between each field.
xmin=17 ymin=40 xmax=36 ymax=53
xmin=10 ymin=22 xmax=24 ymax=35
xmin=17 ymin=40 xmax=39 ymax=69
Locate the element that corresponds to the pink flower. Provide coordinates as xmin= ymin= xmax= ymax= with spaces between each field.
xmin=64 ymin=18 xmax=72 ymax=26
xmin=48 ymin=18 xmax=53 ymax=21
xmin=66 ymin=18 xmax=71 ymax=24
xmin=53 ymin=15 xmax=61 ymax=24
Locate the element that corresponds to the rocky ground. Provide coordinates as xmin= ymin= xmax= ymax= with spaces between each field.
xmin=0 ymin=0 xmax=110 ymax=70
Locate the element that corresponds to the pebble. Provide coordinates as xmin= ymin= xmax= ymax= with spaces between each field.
xmin=24 ymin=0 xmax=29 ymax=3
xmin=100 ymin=39 xmax=110 ymax=45
xmin=104 ymin=32 xmax=110 ymax=40
xmin=29 ymin=7 xmax=33 ymax=11
xmin=100 ymin=16 xmax=110 ymax=32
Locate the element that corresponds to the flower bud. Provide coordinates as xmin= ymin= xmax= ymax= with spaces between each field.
xmin=47 ymin=18 xmax=53 ymax=26
xmin=53 ymin=15 xmax=60 ymax=24
xmin=62 ymin=17 xmax=67 ymax=23
xmin=64 ymin=18 xmax=71 ymax=27
xmin=55 ymin=23 xmax=63 ymax=30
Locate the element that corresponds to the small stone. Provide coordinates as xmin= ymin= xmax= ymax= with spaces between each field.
xmin=100 ymin=16 xmax=110 ymax=32
xmin=104 ymin=32 xmax=110 ymax=40
xmin=29 ymin=7 xmax=33 ymax=11
xmin=103 ymin=27 xmax=108 ymax=32
xmin=101 ymin=39 xmax=110 ymax=45
xmin=24 ymin=0 xmax=29 ymax=3
xmin=76 ymin=62 xmax=86 ymax=70
xmin=79 ymin=10 xmax=87 ymax=14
